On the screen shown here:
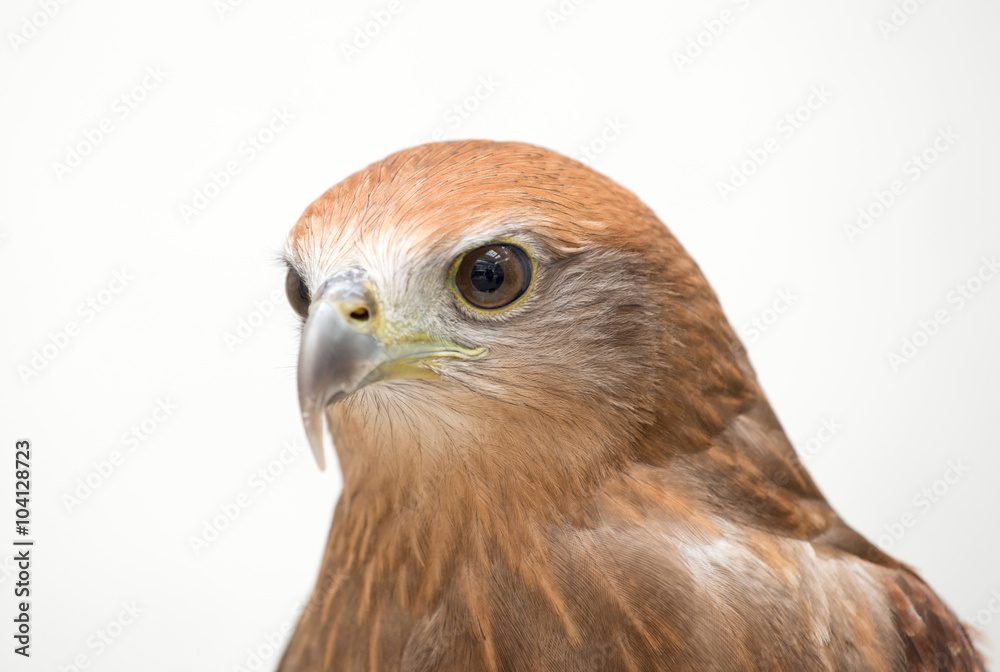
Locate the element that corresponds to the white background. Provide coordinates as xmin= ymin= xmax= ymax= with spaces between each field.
xmin=1 ymin=0 xmax=998 ymax=669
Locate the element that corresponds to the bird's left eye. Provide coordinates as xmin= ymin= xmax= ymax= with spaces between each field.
xmin=453 ymin=244 xmax=532 ymax=310
xmin=285 ymin=268 xmax=311 ymax=318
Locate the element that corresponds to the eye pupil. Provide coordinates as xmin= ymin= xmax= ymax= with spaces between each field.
xmin=471 ymin=259 xmax=504 ymax=292
xmin=454 ymin=243 xmax=531 ymax=310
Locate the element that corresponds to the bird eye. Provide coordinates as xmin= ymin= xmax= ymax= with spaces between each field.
xmin=285 ymin=268 xmax=311 ymax=318
xmin=453 ymin=244 xmax=532 ymax=310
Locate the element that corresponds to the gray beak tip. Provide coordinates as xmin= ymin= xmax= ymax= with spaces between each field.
xmin=300 ymin=397 xmax=329 ymax=472
xmin=312 ymin=448 xmax=327 ymax=472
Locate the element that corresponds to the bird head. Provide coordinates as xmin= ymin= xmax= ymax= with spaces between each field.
xmin=285 ymin=141 xmax=753 ymax=486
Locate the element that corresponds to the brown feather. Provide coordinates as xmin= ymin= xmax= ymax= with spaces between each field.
xmin=278 ymin=140 xmax=985 ymax=671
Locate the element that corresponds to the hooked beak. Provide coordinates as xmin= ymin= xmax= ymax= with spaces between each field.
xmin=296 ymin=268 xmax=485 ymax=470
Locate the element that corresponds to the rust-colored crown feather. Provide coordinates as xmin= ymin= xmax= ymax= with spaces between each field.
xmin=278 ymin=141 xmax=984 ymax=671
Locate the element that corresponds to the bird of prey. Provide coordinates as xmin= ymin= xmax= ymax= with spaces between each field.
xmin=278 ymin=140 xmax=984 ymax=671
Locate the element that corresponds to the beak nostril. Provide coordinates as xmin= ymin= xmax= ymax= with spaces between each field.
xmin=349 ymin=307 xmax=370 ymax=322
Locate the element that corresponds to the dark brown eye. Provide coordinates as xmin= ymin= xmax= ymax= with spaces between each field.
xmin=454 ymin=244 xmax=531 ymax=310
xmin=285 ymin=268 xmax=311 ymax=318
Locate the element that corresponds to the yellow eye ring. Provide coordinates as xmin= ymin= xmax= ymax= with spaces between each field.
xmin=448 ymin=240 xmax=536 ymax=314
